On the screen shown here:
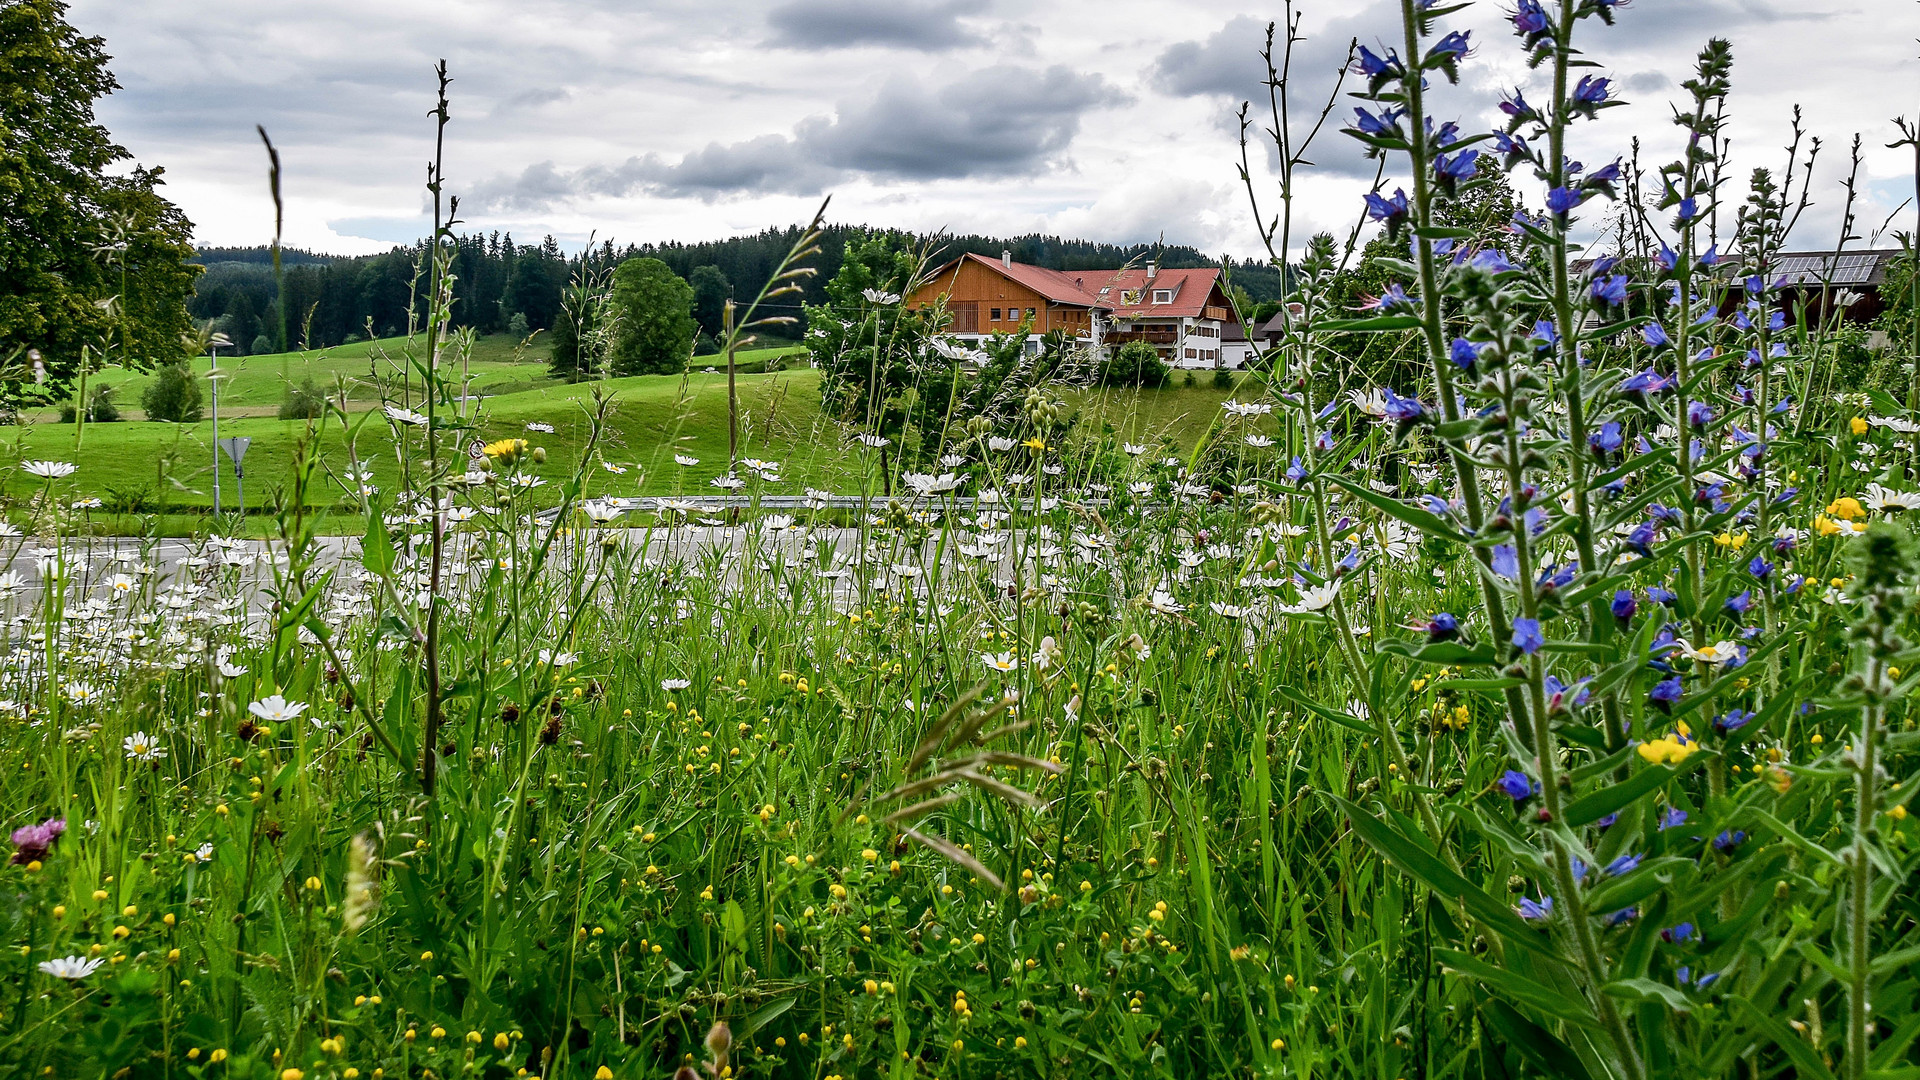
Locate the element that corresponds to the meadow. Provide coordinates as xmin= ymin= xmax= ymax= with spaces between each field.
xmin=7 ymin=3 xmax=1920 ymax=1079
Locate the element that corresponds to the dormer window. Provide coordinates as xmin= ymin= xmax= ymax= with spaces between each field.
xmin=1098 ymin=287 xmax=1111 ymax=296
xmin=1151 ymin=289 xmax=1174 ymax=305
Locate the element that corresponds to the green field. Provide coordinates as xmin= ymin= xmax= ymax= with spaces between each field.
xmin=13 ymin=344 xmax=1256 ymax=528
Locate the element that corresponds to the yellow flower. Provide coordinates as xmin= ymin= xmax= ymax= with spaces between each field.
xmin=595 ymin=1068 xmax=614 ymax=1080
xmin=483 ymin=438 xmax=528 ymax=462
xmin=1828 ymin=496 xmax=1866 ymax=522
xmin=1815 ymin=515 xmax=1845 ymax=537
xmin=1022 ymin=437 xmax=1048 ymax=451
xmin=1852 ymin=416 xmax=1870 ymax=435
xmin=1637 ymin=736 xmax=1695 ymax=765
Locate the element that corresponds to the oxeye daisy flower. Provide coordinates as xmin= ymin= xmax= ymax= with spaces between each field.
xmin=122 ymin=731 xmax=167 ymax=761
xmin=248 ymin=695 xmax=308 ymax=724
xmin=22 ymin=460 xmax=76 ymax=479
xmin=38 ymin=956 xmax=103 ymax=980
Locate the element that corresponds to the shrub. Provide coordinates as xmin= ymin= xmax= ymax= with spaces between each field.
xmin=1212 ymin=368 xmax=1234 ymax=390
xmin=60 ymin=384 xmax=120 ymax=423
xmin=278 ymin=378 xmax=326 ymax=420
xmin=142 ymin=362 xmax=203 ymax=423
xmin=250 ymin=334 xmax=275 ymax=356
xmin=1101 ymin=340 xmax=1170 ymax=388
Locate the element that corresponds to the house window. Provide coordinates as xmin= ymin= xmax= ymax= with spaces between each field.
xmin=1026 ymin=308 xmax=1037 ymax=319
xmin=1152 ymin=289 xmax=1174 ymax=305
xmin=991 ymin=307 xmax=1002 ymax=321
xmin=1185 ymin=348 xmax=1197 ymax=359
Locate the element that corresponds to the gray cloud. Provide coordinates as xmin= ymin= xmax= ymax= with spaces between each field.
xmin=466 ymin=64 xmax=1122 ymax=209
xmin=1152 ymin=8 xmax=1387 ymax=101
xmin=766 ymin=0 xmax=981 ymax=51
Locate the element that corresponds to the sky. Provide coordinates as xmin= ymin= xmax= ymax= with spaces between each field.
xmin=68 ymin=0 xmax=1920 ymax=261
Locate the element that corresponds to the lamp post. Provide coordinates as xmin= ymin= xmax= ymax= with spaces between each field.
xmin=207 ymin=333 xmax=232 ymax=516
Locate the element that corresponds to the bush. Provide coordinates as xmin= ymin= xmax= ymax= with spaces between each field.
xmin=59 ymin=384 xmax=120 ymax=423
xmin=142 ymin=362 xmax=203 ymax=423
xmin=1212 ymin=368 xmax=1234 ymax=390
xmin=278 ymin=379 xmax=326 ymax=420
xmin=1101 ymin=340 xmax=1170 ymax=388
xmin=250 ymin=334 xmax=275 ymax=357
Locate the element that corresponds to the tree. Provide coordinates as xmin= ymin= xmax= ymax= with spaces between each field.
xmin=607 ymin=258 xmax=695 ymax=376
xmin=805 ymin=228 xmax=927 ymax=427
xmin=141 ymin=361 xmax=202 ymax=422
xmin=0 ymin=0 xmax=198 ymax=387
xmin=689 ymin=264 xmax=730 ymax=341
xmin=1101 ymin=340 xmax=1170 ymax=388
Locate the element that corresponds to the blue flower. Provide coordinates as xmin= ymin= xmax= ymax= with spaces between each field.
xmin=1642 ymin=323 xmax=1671 ymax=349
xmin=1285 ymin=456 xmax=1308 ymax=484
xmin=1498 ymin=769 xmax=1539 ymax=802
xmin=1382 ymin=388 xmax=1426 ymax=423
xmin=1595 ymin=812 xmax=1620 ymax=829
xmin=1648 ymin=585 xmax=1677 ymax=606
xmin=1591 ymin=273 xmax=1629 ymax=306
xmin=1363 ymin=283 xmax=1416 ymax=311
xmin=1449 ymin=337 xmax=1484 ymax=372
xmin=1590 ymin=421 xmax=1624 ymax=456
xmin=1712 ymin=829 xmax=1746 ymax=852
xmin=1353 ymin=107 xmax=1404 ymax=136
xmin=1676 ymin=197 xmax=1700 ymax=222
xmin=1469 ymin=247 xmax=1515 ymax=274
xmin=1625 ymin=522 xmax=1658 ymax=558
xmin=1352 ymin=45 xmax=1404 ymax=81
xmin=1572 ymin=75 xmax=1612 ymax=105
xmin=1661 ymin=921 xmax=1695 ymax=943
xmin=1517 ymin=895 xmax=1554 ymax=922
xmin=1725 ymin=589 xmax=1753 ymax=616
xmin=1491 ymin=544 xmax=1519 ymax=580
xmin=1686 ymin=400 xmax=1714 ymax=426
xmin=1605 ymin=906 xmax=1638 ymax=927
xmin=1605 ymin=853 xmax=1642 ymax=876
xmin=1545 ymin=675 xmax=1590 ymax=712
xmin=1365 ymin=188 xmax=1410 ymax=223
xmin=1611 ymin=590 xmax=1638 ymax=623
xmin=1429 ymin=30 xmax=1472 ymax=60
xmin=1436 ymin=150 xmax=1481 ymax=185
xmin=1658 ymin=807 xmax=1688 ymax=831
xmin=1426 ymin=612 xmax=1461 ymax=642
xmin=1650 ymin=676 xmax=1683 ymax=711
xmin=1547 ymin=186 xmax=1583 ymax=215
xmin=1713 ymin=709 xmax=1752 ymax=735
xmin=1500 ymin=90 xmax=1536 ymax=123
xmin=1512 ymin=617 xmax=1545 ymax=656
xmin=1747 ymin=554 xmax=1773 ymax=580
xmin=1530 ymin=320 xmax=1558 ymax=348
xmin=1511 ymin=0 xmax=1551 ymax=38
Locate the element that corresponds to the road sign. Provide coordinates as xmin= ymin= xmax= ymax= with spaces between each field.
xmin=217 ymin=437 xmax=251 ymax=475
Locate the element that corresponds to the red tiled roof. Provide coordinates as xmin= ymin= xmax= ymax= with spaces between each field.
xmin=925 ymin=254 xmax=1223 ymax=317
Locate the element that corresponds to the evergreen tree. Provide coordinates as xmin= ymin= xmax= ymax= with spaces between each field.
xmin=689 ymin=264 xmax=730 ymax=340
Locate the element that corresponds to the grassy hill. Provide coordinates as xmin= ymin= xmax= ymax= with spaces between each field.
xmin=10 ymin=340 xmax=1260 ymax=532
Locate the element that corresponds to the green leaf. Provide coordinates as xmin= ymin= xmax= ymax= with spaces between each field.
xmin=1325 ymin=474 xmax=1471 ymax=543
xmin=1435 ymin=949 xmax=1597 ymax=1028
xmin=1376 ymin=639 xmax=1498 ymax=666
xmin=1331 ymin=796 xmax=1559 ymax=959
xmin=1563 ymin=762 xmax=1693 ymax=827
xmin=1731 ymin=996 xmax=1836 ymax=1080
xmin=1602 ymin=978 xmax=1693 ymax=1013
xmin=1274 ymin=686 xmax=1373 ymax=736
xmin=1478 ymin=995 xmax=1594 ymax=1080
xmin=361 ymin=512 xmax=396 ymax=577
xmin=1316 ymin=315 xmax=1425 ymax=333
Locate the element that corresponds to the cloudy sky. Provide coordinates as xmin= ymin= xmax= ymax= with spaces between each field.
xmin=69 ymin=0 xmax=1918 ymax=260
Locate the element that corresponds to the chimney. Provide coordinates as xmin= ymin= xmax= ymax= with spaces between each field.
xmin=1145 ymin=261 xmax=1157 ymax=281
xmin=1001 ymin=250 xmax=1012 ymax=269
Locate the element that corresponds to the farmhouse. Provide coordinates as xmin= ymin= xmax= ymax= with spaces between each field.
xmin=905 ymin=251 xmax=1239 ymax=368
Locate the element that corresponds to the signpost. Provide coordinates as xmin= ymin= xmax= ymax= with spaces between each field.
xmin=217 ymin=437 xmax=251 ymax=518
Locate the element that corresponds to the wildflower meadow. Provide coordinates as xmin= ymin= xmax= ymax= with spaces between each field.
xmin=8 ymin=2 xmax=1920 ymax=1079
